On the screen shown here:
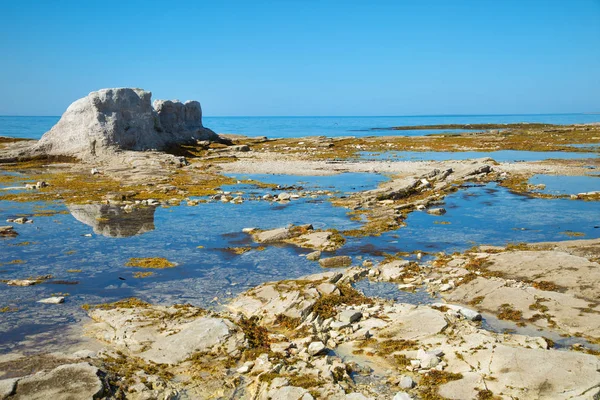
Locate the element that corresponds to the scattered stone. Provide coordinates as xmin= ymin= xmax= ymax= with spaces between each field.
xmin=236 ymin=361 xmax=254 ymax=374
xmin=229 ymin=144 xmax=250 ymax=152
xmin=306 ymin=251 xmax=322 ymax=261
xmin=433 ymin=303 xmax=482 ymax=321
xmin=278 ymin=192 xmax=292 ymax=201
xmin=319 ymin=256 xmax=352 ymax=268
xmin=399 ymin=375 xmax=415 ymax=389
xmin=270 ymin=342 xmax=292 ymax=354
xmin=37 ymin=296 xmax=65 ymax=304
xmin=0 ymin=226 xmax=17 ymax=237
xmin=392 ymin=392 xmax=412 ymax=400
xmin=378 ymin=259 xmax=410 ymax=280
xmin=254 ymin=227 xmax=291 ymax=243
xmin=307 ymin=341 xmax=327 ymax=356
xmin=6 ymin=280 xmax=39 ymax=287
xmin=427 ymin=208 xmax=446 ymax=216
xmin=339 ymin=310 xmax=362 ymax=324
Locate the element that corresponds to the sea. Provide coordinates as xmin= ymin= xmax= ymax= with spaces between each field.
xmin=1 ymin=113 xmax=600 ymax=140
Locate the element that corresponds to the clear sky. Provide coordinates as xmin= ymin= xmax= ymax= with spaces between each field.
xmin=1 ymin=0 xmax=599 ymax=116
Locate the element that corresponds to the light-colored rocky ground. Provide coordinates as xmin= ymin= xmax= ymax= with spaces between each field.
xmin=2 ymin=242 xmax=600 ymax=399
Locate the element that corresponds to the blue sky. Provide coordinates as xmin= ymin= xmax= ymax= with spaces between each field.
xmin=1 ymin=0 xmax=599 ymax=116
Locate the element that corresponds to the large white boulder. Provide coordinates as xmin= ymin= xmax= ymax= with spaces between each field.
xmin=34 ymin=88 xmax=220 ymax=158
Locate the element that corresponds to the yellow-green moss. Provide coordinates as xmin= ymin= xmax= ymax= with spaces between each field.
xmin=125 ymin=257 xmax=176 ymax=269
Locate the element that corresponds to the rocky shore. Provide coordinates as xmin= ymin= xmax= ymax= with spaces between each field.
xmin=1 ymin=240 xmax=599 ymax=399
xmin=1 ymin=89 xmax=599 ymax=399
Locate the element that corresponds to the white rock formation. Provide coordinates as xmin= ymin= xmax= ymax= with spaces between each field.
xmin=34 ymin=88 xmax=220 ymax=158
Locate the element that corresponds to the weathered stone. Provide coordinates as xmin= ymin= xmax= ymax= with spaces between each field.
xmin=8 ymin=362 xmax=104 ymax=400
xmin=392 ymin=392 xmax=412 ymax=400
xmin=0 ymin=226 xmax=17 ymax=237
xmin=306 ymin=251 xmax=322 ymax=261
xmin=6 ymin=280 xmax=39 ymax=287
xmin=339 ymin=310 xmax=362 ymax=324
xmin=427 ymin=208 xmax=446 ymax=216
xmin=229 ymin=144 xmax=250 ymax=152
xmin=433 ymin=303 xmax=481 ymax=321
xmin=378 ymin=259 xmax=410 ymax=281
xmin=278 ymin=192 xmax=292 ymax=201
xmin=269 ymin=386 xmax=311 ymax=400
xmin=0 ymin=378 xmax=17 ymax=399
xmin=37 ymin=297 xmax=65 ymax=304
xmin=319 ymin=256 xmax=352 ymax=268
xmin=399 ymin=375 xmax=415 ymax=389
xmin=254 ymin=227 xmax=291 ymax=243
xmin=307 ymin=341 xmax=327 ymax=356
xmin=34 ymin=88 xmax=220 ymax=158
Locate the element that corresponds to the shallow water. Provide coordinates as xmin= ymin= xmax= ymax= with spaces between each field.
xmin=2 ymin=114 xmax=600 ymax=140
xmin=1 ymin=174 xmax=600 ymax=352
xmin=358 ymin=150 xmax=599 ymax=162
xmin=529 ymin=174 xmax=600 ymax=195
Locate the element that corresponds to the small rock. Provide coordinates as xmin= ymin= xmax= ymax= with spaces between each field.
xmin=236 ymin=361 xmax=254 ymax=374
xmin=38 ymin=296 xmax=65 ymax=304
xmin=278 ymin=192 xmax=292 ymax=201
xmin=242 ymin=227 xmax=256 ymax=233
xmin=399 ymin=375 xmax=415 ymax=389
xmin=230 ymin=144 xmax=250 ymax=152
xmin=306 ymin=251 xmax=322 ymax=261
xmin=270 ymin=342 xmax=292 ymax=354
xmin=0 ymin=226 xmax=17 ymax=236
xmin=6 ymin=279 xmax=39 ymax=286
xmin=91 ymin=168 xmax=100 ymax=175
xmin=439 ymin=283 xmax=453 ymax=292
xmin=319 ymin=256 xmax=352 ymax=268
xmin=432 ymin=303 xmax=481 ymax=321
xmin=393 ymin=392 xmax=412 ymax=400
xmin=339 ymin=310 xmax=362 ymax=323
xmin=427 ymin=208 xmax=446 ymax=216
xmin=330 ymin=321 xmax=351 ymax=330
xmin=307 ymin=341 xmax=327 ymax=356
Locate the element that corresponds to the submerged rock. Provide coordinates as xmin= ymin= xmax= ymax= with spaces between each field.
xmin=319 ymin=256 xmax=352 ymax=268
xmin=33 ymin=88 xmax=221 ymax=158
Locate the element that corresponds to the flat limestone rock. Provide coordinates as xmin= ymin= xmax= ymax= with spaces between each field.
xmin=140 ymin=317 xmax=237 ymax=364
xmin=254 ymin=227 xmax=291 ymax=243
xmin=377 ymin=259 xmax=410 ymax=281
xmin=439 ymin=344 xmax=600 ymax=400
xmin=486 ymin=250 xmax=600 ymax=300
xmin=87 ymin=306 xmax=245 ymax=364
xmin=379 ymin=307 xmax=448 ymax=340
xmin=8 ymin=362 xmax=104 ymax=400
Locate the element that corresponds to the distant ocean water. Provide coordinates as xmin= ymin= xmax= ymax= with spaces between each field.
xmin=1 ymin=114 xmax=599 ymax=140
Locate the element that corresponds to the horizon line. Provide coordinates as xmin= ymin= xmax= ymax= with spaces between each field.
xmin=1 ymin=112 xmax=599 ymax=119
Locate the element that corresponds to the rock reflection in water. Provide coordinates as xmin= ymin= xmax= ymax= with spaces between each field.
xmin=67 ymin=204 xmax=156 ymax=237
